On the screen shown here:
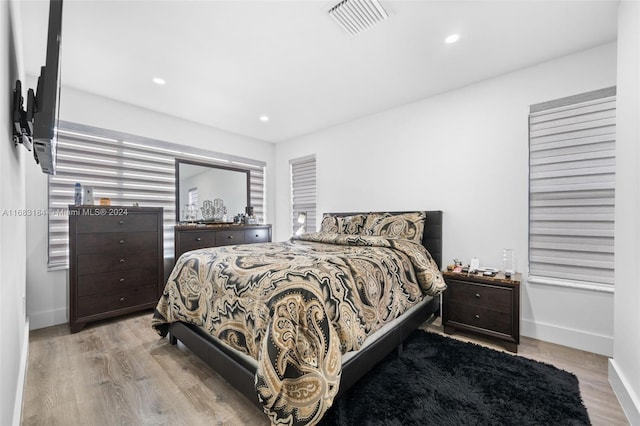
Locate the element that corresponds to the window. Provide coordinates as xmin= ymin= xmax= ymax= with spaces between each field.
xmin=528 ymin=87 xmax=616 ymax=289
xmin=48 ymin=122 xmax=266 ymax=269
xmin=188 ymin=187 xmax=198 ymax=207
xmin=290 ymin=155 xmax=316 ymax=235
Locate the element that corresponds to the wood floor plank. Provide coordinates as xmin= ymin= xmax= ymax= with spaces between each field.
xmin=22 ymin=311 xmax=628 ymax=426
xmin=21 ymin=331 xmax=81 ymax=424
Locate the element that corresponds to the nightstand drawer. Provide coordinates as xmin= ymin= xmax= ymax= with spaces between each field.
xmin=446 ymin=302 xmax=512 ymax=335
xmin=446 ymin=280 xmax=512 ymax=313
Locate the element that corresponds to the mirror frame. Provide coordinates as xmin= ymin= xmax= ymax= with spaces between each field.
xmin=175 ymin=158 xmax=251 ymax=223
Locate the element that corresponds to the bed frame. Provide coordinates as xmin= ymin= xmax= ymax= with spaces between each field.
xmin=167 ymin=210 xmax=443 ymax=410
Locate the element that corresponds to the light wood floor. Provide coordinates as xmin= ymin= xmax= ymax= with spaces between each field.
xmin=22 ymin=311 xmax=629 ymax=426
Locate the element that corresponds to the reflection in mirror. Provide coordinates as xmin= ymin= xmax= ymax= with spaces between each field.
xmin=176 ymin=159 xmax=250 ymax=223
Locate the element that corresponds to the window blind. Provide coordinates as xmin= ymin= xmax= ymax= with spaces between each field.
xmin=290 ymin=155 xmax=317 ymax=235
xmin=250 ymin=167 xmax=266 ymax=223
xmin=188 ymin=187 xmax=198 ymax=207
xmin=48 ymin=121 xmax=266 ymax=270
xmin=528 ymin=87 xmax=616 ymax=286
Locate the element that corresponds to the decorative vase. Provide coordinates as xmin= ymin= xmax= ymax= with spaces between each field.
xmin=502 ymin=249 xmax=515 ymax=277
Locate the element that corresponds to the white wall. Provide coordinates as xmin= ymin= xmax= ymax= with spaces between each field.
xmin=25 ymin=86 xmax=276 ymax=329
xmin=274 ymin=43 xmax=617 ymax=356
xmin=1 ymin=2 xmax=29 ymax=424
xmin=610 ymin=1 xmax=640 ymax=423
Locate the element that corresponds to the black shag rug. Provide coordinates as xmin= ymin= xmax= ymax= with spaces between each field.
xmin=319 ymin=330 xmax=590 ymax=426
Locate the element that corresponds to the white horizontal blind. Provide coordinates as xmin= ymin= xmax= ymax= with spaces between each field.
xmin=290 ymin=155 xmax=317 ymax=235
xmin=48 ymin=122 xmax=266 ymax=269
xmin=188 ymin=188 xmax=198 ymax=207
xmin=529 ymin=87 xmax=616 ymax=286
xmin=250 ymin=167 xmax=265 ymax=222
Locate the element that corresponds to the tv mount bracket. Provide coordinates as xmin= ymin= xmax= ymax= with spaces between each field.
xmin=12 ymin=80 xmax=34 ymax=151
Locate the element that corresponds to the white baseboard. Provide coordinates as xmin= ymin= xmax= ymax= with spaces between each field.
xmin=521 ymin=318 xmax=613 ymax=357
xmin=28 ymin=307 xmax=67 ymax=330
xmin=13 ymin=318 xmax=29 ymax=426
xmin=609 ymin=359 xmax=640 ymax=425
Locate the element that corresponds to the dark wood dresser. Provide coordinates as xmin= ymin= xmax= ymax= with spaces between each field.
xmin=442 ymin=271 xmax=521 ymax=352
xmin=174 ymin=224 xmax=272 ymax=260
xmin=68 ymin=206 xmax=164 ymax=333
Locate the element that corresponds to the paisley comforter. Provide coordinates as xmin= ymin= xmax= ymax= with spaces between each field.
xmin=152 ymin=232 xmax=446 ymax=425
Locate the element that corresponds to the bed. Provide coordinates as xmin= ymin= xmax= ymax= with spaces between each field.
xmin=152 ymin=210 xmax=445 ymax=425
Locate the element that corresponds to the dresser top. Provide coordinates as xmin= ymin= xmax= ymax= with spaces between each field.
xmin=68 ymin=205 xmax=163 ymax=212
xmin=175 ymin=223 xmax=271 ymax=230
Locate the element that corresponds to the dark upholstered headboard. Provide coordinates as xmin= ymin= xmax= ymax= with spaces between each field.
xmin=326 ymin=211 xmax=443 ymax=269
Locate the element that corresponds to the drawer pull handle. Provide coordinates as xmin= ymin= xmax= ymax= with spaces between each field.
xmin=474 ymin=314 xmax=480 ymax=319
xmin=119 ymin=259 xmax=125 ymax=263
xmin=119 ymin=278 xmax=125 ymax=282
xmin=255 ymin=234 xmax=259 ymax=238
xmin=196 ymin=237 xmax=202 ymax=242
xmin=475 ymin=293 xmax=480 ymax=298
xmin=227 ymin=235 xmax=233 ymax=239
xmin=120 ymin=297 xmax=125 ymax=302
xmin=119 ymin=240 xmax=125 ymax=244
xmin=119 ymin=220 xmax=125 ymax=225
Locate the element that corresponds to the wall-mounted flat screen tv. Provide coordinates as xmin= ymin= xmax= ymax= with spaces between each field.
xmin=31 ymin=0 xmax=63 ymax=175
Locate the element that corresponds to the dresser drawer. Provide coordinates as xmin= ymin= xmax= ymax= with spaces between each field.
xmin=445 ymin=280 xmax=512 ymax=313
xmin=216 ymin=230 xmax=245 ymax=246
xmin=176 ymin=231 xmax=217 ymax=253
xmin=77 ymin=250 xmax=158 ymax=275
xmin=77 ymin=267 xmax=159 ymax=297
xmin=446 ymin=302 xmax=512 ymax=336
xmin=75 ymin=213 xmax=158 ymax=233
xmin=75 ymin=232 xmax=158 ymax=255
xmin=174 ymin=225 xmax=272 ymax=260
xmin=245 ymin=228 xmax=270 ymax=243
xmin=76 ymin=284 xmax=157 ymax=318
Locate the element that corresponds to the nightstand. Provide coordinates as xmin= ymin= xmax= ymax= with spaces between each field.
xmin=442 ymin=271 xmax=521 ymax=352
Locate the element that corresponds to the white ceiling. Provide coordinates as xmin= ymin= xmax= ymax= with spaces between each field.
xmin=19 ymin=0 xmax=619 ymax=143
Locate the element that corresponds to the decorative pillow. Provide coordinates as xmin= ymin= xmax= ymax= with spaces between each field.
xmin=363 ymin=211 xmax=426 ymax=242
xmin=337 ymin=214 xmax=367 ymax=235
xmin=319 ymin=214 xmax=340 ymax=233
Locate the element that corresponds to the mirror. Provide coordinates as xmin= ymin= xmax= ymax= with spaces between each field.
xmin=175 ymin=159 xmax=250 ymax=223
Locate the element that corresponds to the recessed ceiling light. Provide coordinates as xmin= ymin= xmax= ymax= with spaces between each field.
xmin=445 ymin=34 xmax=460 ymax=44
xmin=259 ymin=115 xmax=269 ymax=122
xmin=152 ymin=77 xmax=166 ymax=85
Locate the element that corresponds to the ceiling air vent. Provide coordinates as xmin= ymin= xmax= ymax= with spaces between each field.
xmin=328 ymin=0 xmax=389 ymax=36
